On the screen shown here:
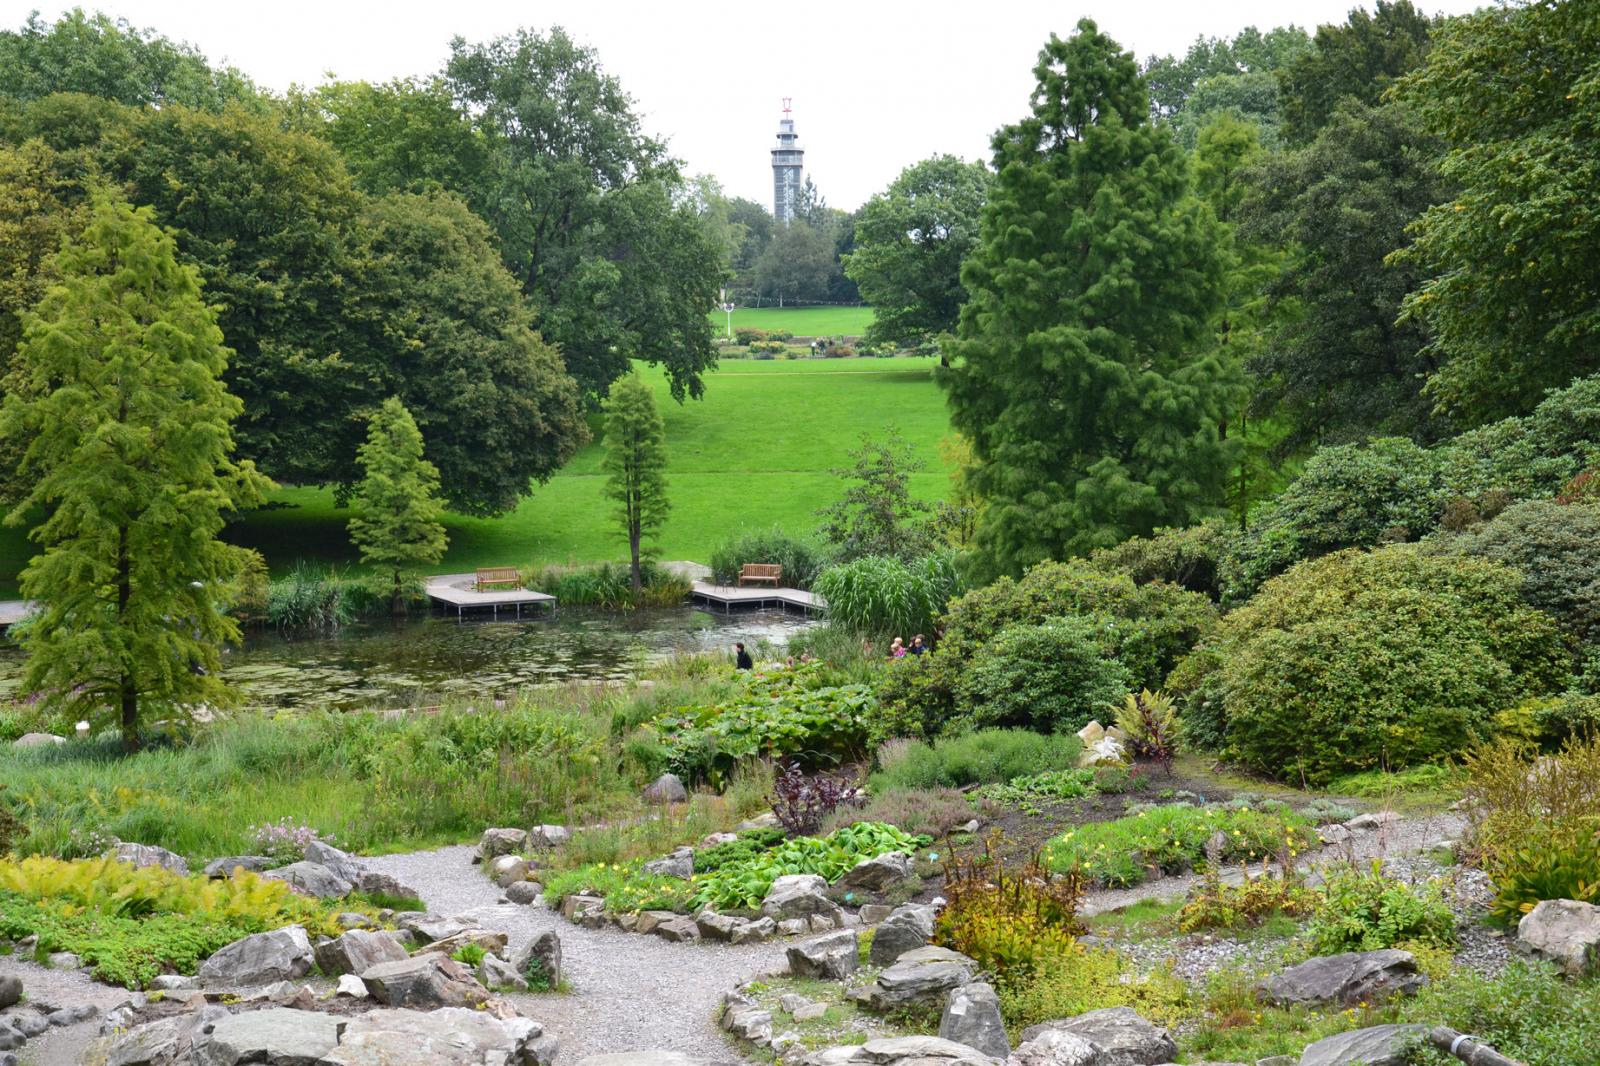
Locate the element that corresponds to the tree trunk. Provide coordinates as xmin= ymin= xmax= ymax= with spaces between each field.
xmin=117 ymin=524 xmax=139 ymax=752
xmin=629 ymin=512 xmax=643 ymax=608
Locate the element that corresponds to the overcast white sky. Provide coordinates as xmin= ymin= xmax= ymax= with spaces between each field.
xmin=17 ymin=0 xmax=1484 ymax=209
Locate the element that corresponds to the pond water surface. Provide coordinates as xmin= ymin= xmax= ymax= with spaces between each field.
xmin=0 ymin=607 xmax=815 ymax=711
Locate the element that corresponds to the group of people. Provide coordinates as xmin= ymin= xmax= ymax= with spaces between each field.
xmin=888 ymin=634 xmax=927 ymax=658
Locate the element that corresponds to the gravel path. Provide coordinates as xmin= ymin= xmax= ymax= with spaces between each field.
xmin=362 ymin=845 xmax=791 ymax=1064
xmin=0 ymin=954 xmax=132 ymax=1066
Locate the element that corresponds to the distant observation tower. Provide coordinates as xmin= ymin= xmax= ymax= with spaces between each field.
xmin=771 ymin=98 xmax=804 ymax=224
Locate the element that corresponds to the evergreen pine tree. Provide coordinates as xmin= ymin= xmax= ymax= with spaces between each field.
xmin=347 ymin=396 xmax=448 ymax=613
xmin=942 ymin=20 xmax=1234 ymax=577
xmin=0 ymin=193 xmax=270 ymax=751
xmin=601 ymin=371 xmax=669 ymax=604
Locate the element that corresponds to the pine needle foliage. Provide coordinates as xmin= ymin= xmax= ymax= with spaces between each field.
xmin=347 ymin=396 xmax=447 ymax=613
xmin=601 ymin=371 xmax=670 ymax=604
xmin=0 ymin=193 xmax=270 ymax=750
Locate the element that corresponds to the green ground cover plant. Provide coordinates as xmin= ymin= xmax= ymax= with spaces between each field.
xmin=871 ymin=730 xmax=1083 ymax=791
xmin=1044 ymin=804 xmax=1313 ymax=887
xmin=1305 ymin=861 xmax=1456 ymax=953
xmin=690 ymin=822 xmax=927 ymax=911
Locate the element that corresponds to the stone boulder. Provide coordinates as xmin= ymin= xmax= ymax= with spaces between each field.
xmin=868 ymin=903 xmax=936 ymax=966
xmin=323 ymin=1006 xmax=556 ymax=1066
xmin=527 ymin=825 xmax=571 ymax=849
xmin=101 ymin=1011 xmax=224 ymax=1066
xmin=313 ymin=929 xmax=409 ymax=977
xmin=852 ymin=946 xmax=977 ymax=1011
xmin=642 ymin=773 xmax=689 ymax=804
xmin=654 ymin=917 xmax=701 ymax=942
xmin=336 ymin=975 xmax=368 ymax=998
xmin=1317 ymin=824 xmax=1353 ymax=846
xmin=1007 ymin=1030 xmax=1102 ymax=1066
xmin=477 ymin=953 xmax=528 ymax=992
xmin=12 ymin=731 xmax=64 ymax=748
xmin=478 ymin=827 xmax=528 ymax=860
xmin=488 ymin=855 xmax=529 ymax=888
xmin=939 ymin=982 xmax=1008 ymax=1059
xmin=762 ymin=874 xmax=846 ymax=924
xmin=203 ymin=856 xmax=273 ymax=879
xmin=0 ymin=976 xmax=19 ymax=1010
xmin=359 ymin=954 xmax=489 ymax=1009
xmin=720 ymin=999 xmax=773 ymax=1045
xmin=841 ymin=852 xmax=913 ymax=892
xmin=514 ymin=930 xmax=563 ymax=988
xmin=1076 ymin=721 xmax=1106 ymax=746
xmin=1344 ymin=812 xmax=1400 ymax=832
xmin=197 ymin=926 xmax=313 ymax=986
xmin=560 ymin=895 xmax=606 ymax=924
xmin=1516 ymin=898 xmax=1600 ymax=976
xmin=810 ymin=1035 xmax=1001 ymax=1064
xmin=730 ymin=917 xmax=778 ymax=945
xmin=352 ymin=871 xmax=420 ymax=902
xmin=505 ymin=881 xmax=543 ymax=906
xmin=788 ymin=931 xmax=860 ymax=980
xmin=192 ymin=1007 xmax=340 ymax=1065
xmin=1297 ymin=1024 xmax=1428 ymax=1066
xmin=398 ymin=913 xmax=478 ymax=946
xmin=262 ymin=861 xmax=351 ymax=899
xmin=1256 ymin=950 xmax=1424 ymax=1006
xmin=642 ymin=847 xmax=694 ymax=880
xmin=111 ymin=843 xmax=190 ymax=876
xmin=415 ymin=927 xmax=509 ymax=959
xmin=1019 ymin=1007 xmax=1176 ymax=1065
xmin=301 ymin=841 xmax=364 ymax=883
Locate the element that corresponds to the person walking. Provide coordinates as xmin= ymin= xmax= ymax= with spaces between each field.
xmin=734 ymin=642 xmax=754 ymax=670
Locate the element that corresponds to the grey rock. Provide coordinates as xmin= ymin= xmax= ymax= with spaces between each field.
xmin=0 ymin=1029 xmax=18 ymax=1053
xmin=633 ymin=910 xmax=678 ymax=935
xmin=334 ymin=912 xmax=370 ymax=930
xmin=12 ymin=732 xmax=64 ymax=748
xmin=302 ymin=841 xmax=364 ymax=882
xmin=778 ymin=918 xmax=809 ymax=937
xmin=477 ymin=827 xmax=528 ymax=859
xmin=829 ymin=1035 xmax=1001 ymax=1063
xmin=940 ymin=982 xmax=1008 ymax=1059
xmin=1344 ymin=812 xmax=1400 ymax=832
xmin=413 ymin=927 xmax=509 ymax=959
xmin=488 ymin=855 xmax=529 ymax=888
xmin=810 ymin=913 xmax=839 ymax=933
xmin=47 ymin=1004 xmax=97 ymax=1025
xmin=574 ymin=1055 xmax=707 ymax=1066
xmin=643 ymin=772 xmax=689 ymax=804
xmin=654 ymin=916 xmax=701 ymax=943
xmin=515 ymin=930 xmax=563 ymax=988
xmin=1257 ymin=950 xmax=1424 ymax=1006
xmin=859 ymin=904 xmax=895 ymax=925
xmin=1256 ymin=1058 xmax=1296 ymax=1066
xmin=731 ymin=917 xmax=778 ymax=945
xmin=853 ymin=946 xmax=977 ymax=1010
xmin=527 ymin=825 xmax=571 ymax=849
xmin=46 ymin=951 xmax=81 ymax=970
xmin=398 ymin=912 xmax=477 ymax=945
xmin=505 ymin=880 xmax=543 ymax=905
xmin=868 ymin=903 xmax=936 ymax=966
xmin=788 ymin=931 xmax=861 ymax=980
xmin=1297 ymin=1024 xmax=1428 ymax=1066
xmin=561 ymin=895 xmax=606 ymax=924
xmin=10 ymin=1014 xmax=48 ymax=1037
xmin=203 ymin=855 xmax=274 ymax=879
xmin=198 ymin=926 xmax=313 ymax=986
xmin=1019 ymin=1007 xmax=1176 ymax=1065
xmin=721 ymin=1003 xmax=773 ymax=1044
xmin=696 ymin=911 xmax=742 ymax=941
xmin=841 ymin=851 xmax=913 ymax=892
xmin=478 ymin=952 xmax=529 ymax=992
xmin=762 ymin=874 xmax=846 ymax=924
xmin=352 ymin=871 xmax=420 ymax=901
xmin=150 ymin=975 xmax=199 ymax=991
xmin=111 ymin=843 xmax=190 ymax=876
xmin=1317 ymin=825 xmax=1353 ymax=846
xmin=313 ymin=929 xmax=409 ymax=976
xmin=323 ymin=1006 xmax=554 ymax=1066
xmin=335 ymin=974 xmax=368 ymax=998
xmin=642 ymin=848 xmax=695 ymax=880
xmin=103 ymin=1015 xmax=193 ymax=1066
xmin=262 ymin=861 xmax=352 ymax=899
xmin=1008 ymin=1030 xmax=1102 ymax=1066
xmin=359 ymin=953 xmax=489 ymax=1009
xmin=0 ymin=976 xmax=18 ymax=1010
xmin=193 ymin=1007 xmax=339 ymax=1066
xmin=1516 ymin=898 xmax=1600 ymax=976
xmin=794 ymin=1002 xmax=829 ymax=1022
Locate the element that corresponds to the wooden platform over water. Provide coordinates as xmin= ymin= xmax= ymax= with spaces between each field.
xmin=424 ymin=574 xmax=556 ymax=620
xmin=0 ymin=600 xmax=35 ymax=628
xmin=689 ymin=579 xmax=825 ymax=615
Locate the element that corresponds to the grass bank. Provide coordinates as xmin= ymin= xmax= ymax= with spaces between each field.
xmin=708 ymin=305 xmax=874 ymax=337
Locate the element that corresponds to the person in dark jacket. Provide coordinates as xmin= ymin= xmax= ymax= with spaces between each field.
xmin=734 ymin=642 xmax=754 ymax=670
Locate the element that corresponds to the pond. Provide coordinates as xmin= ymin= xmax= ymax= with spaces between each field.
xmin=0 ymin=606 xmax=816 ymax=712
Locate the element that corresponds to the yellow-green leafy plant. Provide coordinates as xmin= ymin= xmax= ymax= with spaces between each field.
xmin=934 ymin=836 xmax=1085 ymax=984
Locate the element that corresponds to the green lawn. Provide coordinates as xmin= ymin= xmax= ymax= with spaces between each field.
xmin=709 ymin=305 xmax=874 ymax=338
xmin=0 ymin=358 xmax=952 ymax=594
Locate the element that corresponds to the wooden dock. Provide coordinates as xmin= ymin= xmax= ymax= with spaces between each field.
xmin=423 ymin=574 xmax=556 ymax=621
xmin=0 ymin=600 xmax=35 ymax=629
xmin=689 ymin=579 xmax=825 ymax=615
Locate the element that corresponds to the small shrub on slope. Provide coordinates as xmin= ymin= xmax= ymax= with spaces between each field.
xmin=1306 ymin=861 xmax=1456 ymax=954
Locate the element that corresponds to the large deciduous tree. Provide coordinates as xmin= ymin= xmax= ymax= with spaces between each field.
xmin=303 ymin=76 xmax=490 ymax=198
xmin=1277 ymin=0 xmax=1433 ymax=144
xmin=0 ymin=194 xmax=270 ymax=750
xmin=943 ymin=20 xmax=1234 ymax=578
xmin=1397 ymin=0 xmax=1600 ymax=424
xmin=349 ymin=397 xmax=448 ymax=614
xmin=446 ymin=27 xmax=723 ymax=401
xmin=601 ymin=371 xmax=669 ymax=603
xmin=845 ymin=155 xmax=991 ymax=348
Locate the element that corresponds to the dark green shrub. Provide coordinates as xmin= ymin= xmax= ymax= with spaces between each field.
xmin=1404 ymin=963 xmax=1600 ymax=1066
xmin=1090 ymin=519 xmax=1232 ymax=599
xmin=957 ymin=619 xmax=1131 ymax=735
xmin=1449 ymin=498 xmax=1600 ymax=640
xmin=1435 ymin=372 xmax=1600 ymax=503
xmin=708 ymin=527 xmax=823 ymax=589
xmin=1171 ymin=544 xmax=1571 ymax=784
xmin=871 ymin=729 xmax=1083 ymax=791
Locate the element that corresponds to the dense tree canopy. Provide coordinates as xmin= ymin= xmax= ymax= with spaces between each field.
xmin=943 ymin=20 xmax=1234 ymax=577
xmin=0 ymin=195 xmax=269 ymax=749
xmin=1399 ymin=0 xmax=1600 ymax=424
xmin=845 ymin=155 xmax=991 ymax=347
xmin=1277 ymin=0 xmax=1434 ymax=144
xmin=301 ymin=76 xmax=490 ymax=199
xmin=446 ymin=27 xmax=723 ymax=401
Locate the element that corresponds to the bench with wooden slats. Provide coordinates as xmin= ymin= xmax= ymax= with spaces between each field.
xmin=737 ymin=563 xmax=783 ymax=587
xmin=475 ymin=566 xmax=522 ymax=591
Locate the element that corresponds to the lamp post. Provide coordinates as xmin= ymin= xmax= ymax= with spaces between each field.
xmin=720 ymin=287 xmax=735 ymax=342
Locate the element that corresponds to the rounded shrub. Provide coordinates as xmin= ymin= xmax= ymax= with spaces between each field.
xmin=1450 ymin=498 xmax=1600 ymax=641
xmin=1171 ymin=544 xmax=1571 ymax=784
xmin=956 ymin=618 xmax=1132 ymax=735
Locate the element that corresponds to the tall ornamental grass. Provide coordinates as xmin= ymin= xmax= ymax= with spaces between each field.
xmin=813 ymin=551 xmax=964 ymax=637
xmin=525 ymin=562 xmax=690 ymax=608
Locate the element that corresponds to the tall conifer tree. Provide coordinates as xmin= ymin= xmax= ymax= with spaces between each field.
xmin=0 ymin=194 xmax=270 ymax=750
xmin=942 ymin=20 xmax=1234 ymax=577
xmin=348 ymin=396 xmax=448 ymax=613
xmin=601 ymin=371 xmax=669 ymax=604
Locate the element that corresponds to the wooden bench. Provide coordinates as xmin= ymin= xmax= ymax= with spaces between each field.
xmin=475 ymin=567 xmax=522 ymax=591
xmin=738 ymin=563 xmax=783 ymax=587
